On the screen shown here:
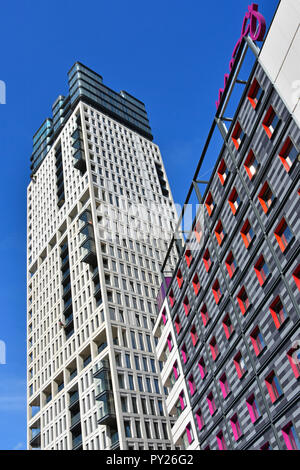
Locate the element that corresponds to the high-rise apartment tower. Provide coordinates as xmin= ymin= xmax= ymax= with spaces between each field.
xmin=27 ymin=62 xmax=179 ymax=450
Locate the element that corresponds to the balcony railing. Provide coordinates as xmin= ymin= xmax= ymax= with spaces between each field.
xmin=30 ymin=429 xmax=41 ymax=447
xmin=70 ymin=412 xmax=81 ymax=428
xmin=81 ymin=239 xmax=97 ymax=266
xmin=93 ymin=359 xmax=110 ymax=376
xmin=69 ymin=391 xmax=79 ymax=408
xmin=72 ymin=434 xmax=82 ymax=450
xmin=97 ymin=392 xmax=116 ymax=426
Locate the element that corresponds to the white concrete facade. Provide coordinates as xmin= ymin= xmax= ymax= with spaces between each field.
xmin=259 ymin=0 xmax=300 ymax=125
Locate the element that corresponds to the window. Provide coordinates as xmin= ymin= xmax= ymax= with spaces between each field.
xmin=182 ymin=424 xmax=194 ymax=448
xmin=198 ymin=357 xmax=207 ymax=380
xmin=167 ymin=334 xmax=173 ymax=352
xmin=269 ymin=296 xmax=288 ymax=329
xmin=222 ymin=313 xmax=234 ymax=340
xmin=161 ymin=308 xmax=168 ymax=325
xmin=234 ymin=352 xmax=247 ymax=379
xmin=292 ymin=265 xmax=300 ymax=291
xmin=174 ymin=316 xmax=182 ymax=335
xmin=185 ymin=249 xmax=193 ymax=268
xmin=195 ymin=409 xmax=204 ymax=430
xmin=237 ymin=286 xmax=250 ymax=315
xmin=248 ymin=78 xmax=263 ymax=109
xmin=215 ymin=220 xmax=226 ymax=246
xmin=179 ymin=391 xmax=187 ymax=412
xmin=181 ymin=344 xmax=188 ymax=364
xmin=183 ymin=296 xmax=191 ymax=316
xmin=232 ymin=122 xmax=245 ymax=150
xmin=205 ymin=192 xmax=215 ymax=216
xmin=246 ymin=394 xmax=261 ymax=423
xmin=216 ymin=431 xmax=227 ymax=450
xmin=225 ymin=251 xmax=237 ymax=278
xmin=240 ymin=219 xmax=254 ymax=249
xmin=228 ymin=187 xmax=241 ymax=215
xmin=287 ymin=345 xmax=300 ymax=379
xmin=244 ymin=149 xmax=259 ymax=180
xmin=207 ymin=392 xmax=217 ymax=416
xmin=190 ymin=325 xmax=199 ymax=347
xmin=282 ymin=422 xmax=300 ymax=450
xmin=212 ymin=280 xmax=223 ymax=305
xmin=194 ymin=220 xmax=203 ymax=243
xmin=188 ymin=375 xmax=196 ymax=396
xmin=274 ymin=218 xmax=293 ymax=252
xmin=265 ymin=370 xmax=283 ymax=403
xmin=210 ymin=337 xmax=219 ymax=361
xmin=200 ymin=304 xmax=210 ymax=327
xmin=230 ymin=414 xmax=243 ymax=441
xmin=279 ymin=137 xmax=299 ymax=172
xmin=192 ymin=273 xmax=201 ymax=296
xmin=176 ymin=269 xmax=184 ymax=289
xmin=250 ymin=326 xmax=265 ymax=356
xmin=173 ymin=362 xmax=180 ymax=381
xmin=219 ymin=373 xmax=230 ymax=399
xmin=254 ymin=255 xmax=270 ymax=286
xmin=203 ymin=248 xmax=212 ymax=272
xmin=169 ymin=289 xmax=175 ymax=308
xmin=258 ymin=182 xmax=275 ymax=213
xmin=137 ymin=376 xmax=143 ymax=392
xmin=124 ymin=420 xmax=131 ymax=438
xmin=217 ymin=159 xmax=229 ymax=185
xmin=262 ymin=106 xmax=280 ymax=138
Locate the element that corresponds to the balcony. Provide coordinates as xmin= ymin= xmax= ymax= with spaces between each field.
xmin=94 ymin=281 xmax=101 ymax=297
xmin=30 ymin=429 xmax=41 ymax=448
xmin=63 ymin=282 xmax=71 ymax=297
xmin=93 ymin=359 xmax=110 ymax=377
xmin=65 ymin=326 xmax=74 ymax=340
xmin=57 ymin=192 xmax=65 ymax=208
xmin=64 ymin=313 xmax=73 ymax=328
xmin=78 ymin=210 xmax=92 ymax=227
xmin=69 ymin=391 xmax=79 ymax=408
xmin=72 ymin=434 xmax=82 ymax=450
xmin=70 ymin=411 xmax=81 ymax=430
xmin=71 ymin=128 xmax=83 ymax=142
xmin=61 ymin=254 xmax=69 ymax=270
xmin=81 ymin=239 xmax=97 ymax=266
xmin=110 ymin=431 xmax=119 ymax=450
xmin=73 ymin=149 xmax=86 ymax=172
xmin=60 ymin=243 xmax=68 ymax=258
xmin=63 ymin=298 xmax=72 ymax=316
xmin=95 ymin=370 xmax=113 ymax=399
xmin=79 ymin=224 xmax=94 ymax=246
xmin=97 ymin=392 xmax=116 ymax=426
xmin=62 ymin=267 xmax=70 ymax=282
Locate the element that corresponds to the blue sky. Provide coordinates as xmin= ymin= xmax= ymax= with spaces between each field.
xmin=0 ymin=0 xmax=277 ymax=450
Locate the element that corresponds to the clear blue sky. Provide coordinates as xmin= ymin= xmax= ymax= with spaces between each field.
xmin=0 ymin=0 xmax=277 ymax=450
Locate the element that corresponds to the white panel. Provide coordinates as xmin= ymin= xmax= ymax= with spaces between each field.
xmin=275 ymin=28 xmax=300 ymax=113
xmin=259 ymin=0 xmax=300 ymax=83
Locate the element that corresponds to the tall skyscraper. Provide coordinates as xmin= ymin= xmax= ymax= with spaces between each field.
xmin=154 ymin=0 xmax=300 ymax=451
xmin=27 ymin=62 xmax=179 ymax=450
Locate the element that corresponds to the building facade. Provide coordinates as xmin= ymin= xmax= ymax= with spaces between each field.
xmin=27 ymin=62 xmax=179 ymax=450
xmin=154 ymin=0 xmax=300 ymax=450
